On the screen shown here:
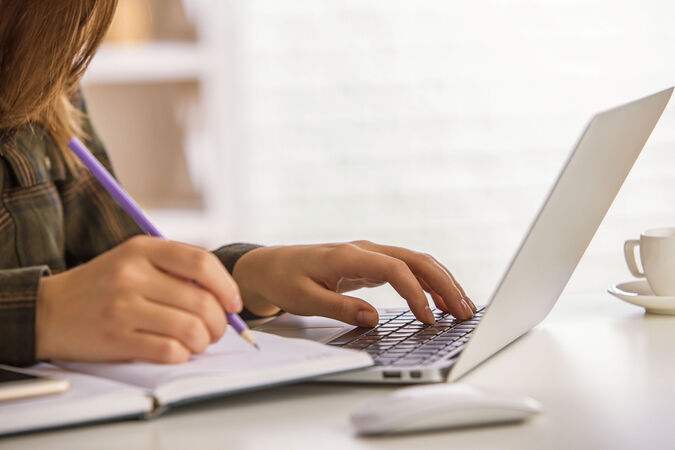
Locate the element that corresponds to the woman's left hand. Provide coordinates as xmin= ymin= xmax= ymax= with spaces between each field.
xmin=231 ymin=241 xmax=476 ymax=327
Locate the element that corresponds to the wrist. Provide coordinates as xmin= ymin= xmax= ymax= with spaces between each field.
xmin=232 ymin=246 xmax=281 ymax=317
xmin=35 ymin=273 xmax=61 ymax=360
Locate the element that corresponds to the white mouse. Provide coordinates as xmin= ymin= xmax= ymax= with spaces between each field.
xmin=350 ymin=383 xmax=542 ymax=435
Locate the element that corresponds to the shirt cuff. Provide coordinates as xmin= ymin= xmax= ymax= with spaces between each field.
xmin=212 ymin=243 xmax=262 ymax=275
xmin=0 ymin=266 xmax=50 ymax=366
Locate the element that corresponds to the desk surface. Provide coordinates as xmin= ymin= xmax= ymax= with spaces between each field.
xmin=3 ymin=292 xmax=674 ymax=450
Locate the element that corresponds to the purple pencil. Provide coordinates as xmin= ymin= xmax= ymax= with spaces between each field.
xmin=67 ymin=137 xmax=258 ymax=350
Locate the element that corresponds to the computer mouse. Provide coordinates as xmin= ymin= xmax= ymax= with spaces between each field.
xmin=350 ymin=383 xmax=542 ymax=435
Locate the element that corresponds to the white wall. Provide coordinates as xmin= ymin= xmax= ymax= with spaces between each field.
xmin=219 ymin=0 xmax=675 ymax=305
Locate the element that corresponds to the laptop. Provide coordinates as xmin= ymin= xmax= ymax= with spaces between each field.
xmin=255 ymin=87 xmax=673 ymax=383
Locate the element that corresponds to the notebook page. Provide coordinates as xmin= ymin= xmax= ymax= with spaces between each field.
xmin=57 ymin=331 xmax=372 ymax=404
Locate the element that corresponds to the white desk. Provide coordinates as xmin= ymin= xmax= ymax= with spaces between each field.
xmin=3 ymin=292 xmax=674 ymax=450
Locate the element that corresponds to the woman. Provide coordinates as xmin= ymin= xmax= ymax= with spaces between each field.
xmin=0 ymin=0 xmax=475 ymax=366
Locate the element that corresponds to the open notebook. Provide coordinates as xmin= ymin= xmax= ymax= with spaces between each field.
xmin=0 ymin=331 xmax=372 ymax=436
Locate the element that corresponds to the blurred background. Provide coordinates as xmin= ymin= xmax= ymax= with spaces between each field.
xmin=82 ymin=0 xmax=675 ymax=307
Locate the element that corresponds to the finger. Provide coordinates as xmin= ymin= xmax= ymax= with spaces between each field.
xmin=302 ymin=280 xmax=379 ymax=327
xmin=125 ymin=331 xmax=191 ymax=364
xmin=133 ymin=237 xmax=241 ymax=313
xmin=354 ymin=242 xmax=472 ymax=319
xmin=141 ymin=268 xmax=227 ymax=343
xmin=432 ymin=259 xmax=477 ymax=311
xmin=436 ymin=261 xmax=478 ymax=312
xmin=329 ymin=245 xmax=434 ymax=324
xmin=418 ymin=254 xmax=477 ymax=319
xmin=131 ymin=297 xmax=211 ymax=355
xmin=417 ymin=276 xmax=449 ymax=313
xmin=413 ymin=263 xmax=472 ymax=319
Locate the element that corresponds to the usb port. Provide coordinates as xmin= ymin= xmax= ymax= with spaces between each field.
xmin=383 ymin=371 xmax=401 ymax=379
xmin=410 ymin=371 xmax=422 ymax=379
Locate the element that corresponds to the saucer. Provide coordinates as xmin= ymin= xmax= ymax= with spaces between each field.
xmin=608 ymin=280 xmax=675 ymax=315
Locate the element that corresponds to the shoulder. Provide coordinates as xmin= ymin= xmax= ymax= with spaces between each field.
xmin=0 ymin=126 xmax=65 ymax=188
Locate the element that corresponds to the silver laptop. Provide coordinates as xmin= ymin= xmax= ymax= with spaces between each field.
xmin=256 ymin=88 xmax=673 ymax=383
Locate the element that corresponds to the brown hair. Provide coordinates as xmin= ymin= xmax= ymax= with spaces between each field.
xmin=0 ymin=0 xmax=117 ymax=152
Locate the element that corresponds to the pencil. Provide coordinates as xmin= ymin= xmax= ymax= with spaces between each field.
xmin=67 ymin=137 xmax=259 ymax=350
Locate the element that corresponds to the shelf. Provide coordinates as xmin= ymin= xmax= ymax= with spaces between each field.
xmin=79 ymin=3 xmax=237 ymax=248
xmin=83 ymin=41 xmax=207 ymax=84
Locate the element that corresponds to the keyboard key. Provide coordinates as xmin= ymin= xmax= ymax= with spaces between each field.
xmin=384 ymin=336 xmax=412 ymax=342
xmin=371 ymin=345 xmax=395 ymax=351
xmin=368 ymin=329 xmax=394 ymax=334
xmin=357 ymin=334 xmax=383 ymax=341
xmin=432 ymin=343 xmax=458 ymax=350
xmin=387 ymin=346 xmax=414 ymax=352
xmin=421 ymin=343 xmax=448 ymax=350
xmin=372 ymin=325 xmax=396 ymax=330
xmin=388 ymin=329 xmax=417 ymax=334
xmin=384 ymin=346 xmax=410 ymax=352
xmin=424 ymin=339 xmax=451 ymax=349
xmin=442 ymin=330 xmax=468 ymax=337
xmin=392 ymin=344 xmax=419 ymax=350
xmin=434 ymin=337 xmax=462 ymax=344
xmin=387 ymin=322 xmax=413 ymax=327
xmin=377 ymin=336 xmax=404 ymax=342
xmin=433 ymin=334 xmax=461 ymax=340
xmin=393 ymin=339 xmax=419 ymax=345
xmin=408 ymin=336 xmax=429 ymax=343
xmin=396 ymin=329 xmax=422 ymax=335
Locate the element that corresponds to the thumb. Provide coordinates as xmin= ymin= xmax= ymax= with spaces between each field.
xmin=305 ymin=283 xmax=379 ymax=327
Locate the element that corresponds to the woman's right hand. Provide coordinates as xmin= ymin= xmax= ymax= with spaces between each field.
xmin=35 ymin=235 xmax=241 ymax=364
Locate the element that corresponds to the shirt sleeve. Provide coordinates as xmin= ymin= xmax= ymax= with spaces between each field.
xmin=212 ymin=243 xmax=261 ymax=275
xmin=0 ymin=266 xmax=50 ymax=366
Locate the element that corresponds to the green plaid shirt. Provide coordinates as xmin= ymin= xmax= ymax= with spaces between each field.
xmin=0 ymin=98 xmax=258 ymax=366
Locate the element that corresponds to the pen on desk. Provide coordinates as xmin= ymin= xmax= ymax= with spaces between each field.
xmin=67 ymin=137 xmax=259 ymax=350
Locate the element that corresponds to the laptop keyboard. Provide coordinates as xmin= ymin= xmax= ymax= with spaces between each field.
xmin=328 ymin=307 xmax=485 ymax=367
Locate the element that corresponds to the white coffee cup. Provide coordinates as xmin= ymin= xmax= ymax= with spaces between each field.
xmin=624 ymin=227 xmax=675 ymax=296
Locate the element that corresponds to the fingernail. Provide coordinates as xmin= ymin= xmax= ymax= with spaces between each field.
xmin=464 ymin=296 xmax=477 ymax=312
xmin=424 ymin=305 xmax=435 ymax=324
xmin=356 ymin=310 xmax=377 ymax=327
xmin=461 ymin=299 xmax=473 ymax=318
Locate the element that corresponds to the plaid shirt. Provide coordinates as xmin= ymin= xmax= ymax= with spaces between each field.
xmin=0 ymin=99 xmax=258 ymax=366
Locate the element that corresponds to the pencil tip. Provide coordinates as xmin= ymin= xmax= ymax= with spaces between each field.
xmin=240 ymin=329 xmax=259 ymax=349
